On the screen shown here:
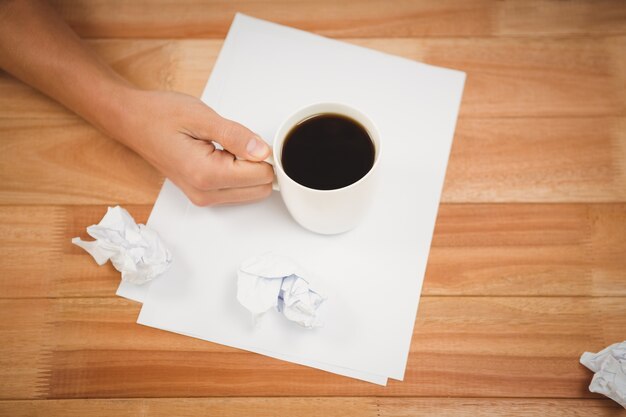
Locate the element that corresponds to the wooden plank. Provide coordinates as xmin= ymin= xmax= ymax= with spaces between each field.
xmin=426 ymin=204 xmax=626 ymax=295
xmin=378 ymin=398 xmax=624 ymax=416
xmin=0 ymin=296 xmax=623 ymax=398
xmin=45 ymin=0 xmax=626 ymax=39
xmin=0 ymin=115 xmax=624 ymax=204
xmin=0 ymin=119 xmax=162 ymax=205
xmin=1 ymin=204 xmax=624 ymax=298
xmin=0 ymin=299 xmax=52 ymax=400
xmin=0 ymin=398 xmax=621 ymax=417
xmin=2 ymin=37 xmax=625 ymax=119
xmin=0 ymin=205 xmax=151 ymax=298
xmin=443 ymin=117 xmax=626 ymax=203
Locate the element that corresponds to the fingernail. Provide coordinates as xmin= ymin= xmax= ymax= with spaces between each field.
xmin=246 ymin=136 xmax=269 ymax=159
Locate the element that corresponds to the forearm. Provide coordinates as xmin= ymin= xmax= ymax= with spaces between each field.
xmin=0 ymin=0 xmax=273 ymax=206
xmin=0 ymin=0 xmax=134 ymax=141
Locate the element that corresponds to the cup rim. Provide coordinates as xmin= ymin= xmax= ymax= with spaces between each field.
xmin=272 ymin=102 xmax=381 ymax=194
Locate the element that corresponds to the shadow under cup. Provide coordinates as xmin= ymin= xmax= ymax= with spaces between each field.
xmin=272 ymin=103 xmax=381 ymax=235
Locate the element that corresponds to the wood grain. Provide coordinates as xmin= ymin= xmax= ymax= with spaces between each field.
xmin=0 ymin=296 xmax=623 ymax=398
xmin=378 ymin=398 xmax=624 ymax=417
xmin=443 ymin=117 xmax=626 ymax=202
xmin=46 ymin=0 xmax=626 ymax=39
xmin=0 ymin=119 xmax=162 ymax=205
xmin=2 ymin=37 xmax=625 ymax=119
xmin=0 ymin=398 xmax=622 ymax=417
xmin=0 ymin=299 xmax=52 ymax=400
xmin=426 ymin=203 xmax=626 ymax=296
xmin=0 ymin=204 xmax=624 ymax=299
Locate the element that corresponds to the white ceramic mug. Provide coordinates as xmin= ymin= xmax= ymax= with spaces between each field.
xmin=269 ymin=102 xmax=381 ymax=235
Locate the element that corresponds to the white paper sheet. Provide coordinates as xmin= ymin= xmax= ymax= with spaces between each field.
xmin=117 ymin=181 xmax=389 ymax=385
xmin=123 ymin=13 xmax=465 ymax=383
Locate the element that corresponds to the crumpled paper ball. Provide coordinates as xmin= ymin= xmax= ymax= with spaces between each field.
xmin=236 ymin=253 xmax=325 ymax=328
xmin=580 ymin=341 xmax=626 ymax=408
xmin=72 ymin=206 xmax=172 ymax=285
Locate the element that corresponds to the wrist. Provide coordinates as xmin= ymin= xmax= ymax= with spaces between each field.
xmin=87 ymin=80 xmax=143 ymax=148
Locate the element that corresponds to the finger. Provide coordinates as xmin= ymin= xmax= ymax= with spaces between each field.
xmin=183 ymin=143 xmax=275 ymax=190
xmin=186 ymin=102 xmax=271 ymax=161
xmin=183 ymin=139 xmax=275 ymax=190
xmin=187 ymin=184 xmax=274 ymax=207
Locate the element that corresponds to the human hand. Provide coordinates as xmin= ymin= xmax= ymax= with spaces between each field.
xmin=0 ymin=1 xmax=274 ymax=206
xmin=115 ymin=90 xmax=274 ymax=206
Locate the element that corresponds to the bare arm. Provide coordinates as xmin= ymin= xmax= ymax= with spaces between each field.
xmin=0 ymin=0 xmax=273 ymax=206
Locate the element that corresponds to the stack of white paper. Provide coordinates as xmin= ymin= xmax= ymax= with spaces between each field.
xmin=118 ymin=14 xmax=465 ymax=385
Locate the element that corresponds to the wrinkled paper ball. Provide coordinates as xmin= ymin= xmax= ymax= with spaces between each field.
xmin=580 ymin=341 xmax=626 ymax=408
xmin=237 ymin=253 xmax=325 ymax=328
xmin=72 ymin=206 xmax=172 ymax=285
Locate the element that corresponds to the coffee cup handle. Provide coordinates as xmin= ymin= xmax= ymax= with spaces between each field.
xmin=264 ymin=155 xmax=280 ymax=191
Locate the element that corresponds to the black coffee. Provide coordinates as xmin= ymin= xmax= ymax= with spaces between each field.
xmin=281 ymin=113 xmax=375 ymax=190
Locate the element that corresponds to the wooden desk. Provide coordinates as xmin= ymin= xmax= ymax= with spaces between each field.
xmin=1 ymin=1 xmax=625 ymax=415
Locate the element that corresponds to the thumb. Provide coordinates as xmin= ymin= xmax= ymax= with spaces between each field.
xmin=194 ymin=106 xmax=271 ymax=161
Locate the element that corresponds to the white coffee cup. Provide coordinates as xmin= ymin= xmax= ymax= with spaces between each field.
xmin=269 ymin=102 xmax=381 ymax=235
